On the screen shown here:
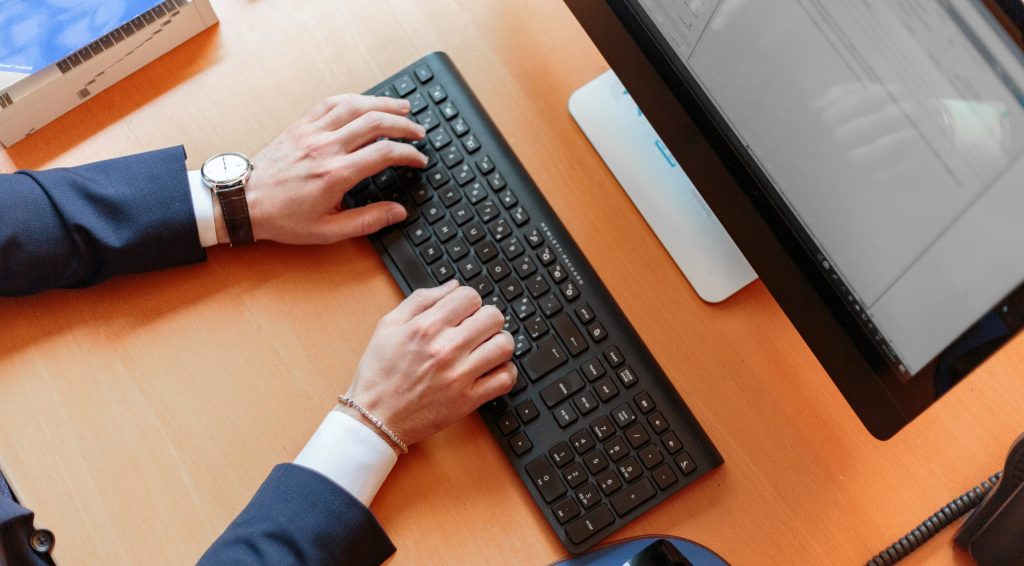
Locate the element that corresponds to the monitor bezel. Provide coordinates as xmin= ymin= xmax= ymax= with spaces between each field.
xmin=566 ymin=0 xmax=1024 ymax=439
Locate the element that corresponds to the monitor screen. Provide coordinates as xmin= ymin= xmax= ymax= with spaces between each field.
xmin=573 ymin=0 xmax=1024 ymax=436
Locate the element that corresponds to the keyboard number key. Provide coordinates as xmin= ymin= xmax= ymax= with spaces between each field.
xmin=565 ymin=505 xmax=614 ymax=544
xmin=525 ymin=455 xmax=566 ymax=503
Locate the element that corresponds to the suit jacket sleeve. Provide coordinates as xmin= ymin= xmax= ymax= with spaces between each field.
xmin=0 ymin=146 xmax=206 ymax=296
xmin=199 ymin=464 xmax=396 ymax=566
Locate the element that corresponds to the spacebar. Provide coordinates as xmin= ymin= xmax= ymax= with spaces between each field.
xmin=380 ymin=230 xmax=434 ymax=291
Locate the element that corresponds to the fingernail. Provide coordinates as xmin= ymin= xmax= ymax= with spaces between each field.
xmin=444 ymin=279 xmax=460 ymax=289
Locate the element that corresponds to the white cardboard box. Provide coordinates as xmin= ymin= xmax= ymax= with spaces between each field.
xmin=0 ymin=0 xmax=218 ymax=147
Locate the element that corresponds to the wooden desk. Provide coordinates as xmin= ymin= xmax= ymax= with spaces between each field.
xmin=1 ymin=1 xmax=1021 ymax=564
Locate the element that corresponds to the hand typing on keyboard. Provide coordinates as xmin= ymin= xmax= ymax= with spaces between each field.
xmin=342 ymin=280 xmax=517 ymax=449
xmin=220 ymin=94 xmax=428 ymax=245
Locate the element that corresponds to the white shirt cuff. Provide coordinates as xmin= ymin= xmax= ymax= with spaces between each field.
xmin=187 ymin=170 xmax=218 ymax=248
xmin=293 ymin=409 xmax=399 ymax=507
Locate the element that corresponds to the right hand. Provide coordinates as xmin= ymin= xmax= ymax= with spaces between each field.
xmin=343 ymin=281 xmax=518 ymax=450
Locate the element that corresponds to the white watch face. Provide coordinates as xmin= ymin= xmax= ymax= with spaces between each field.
xmin=203 ymin=153 xmax=249 ymax=184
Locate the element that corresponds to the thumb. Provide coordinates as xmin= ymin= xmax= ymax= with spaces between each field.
xmin=320 ymin=201 xmax=407 ymax=242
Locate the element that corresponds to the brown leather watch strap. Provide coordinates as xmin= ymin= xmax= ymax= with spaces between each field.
xmin=215 ymin=184 xmax=254 ymax=246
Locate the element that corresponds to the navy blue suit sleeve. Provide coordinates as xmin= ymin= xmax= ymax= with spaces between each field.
xmin=199 ymin=464 xmax=396 ymax=566
xmin=0 ymin=146 xmax=206 ymax=296
xmin=0 ymin=497 xmax=54 ymax=566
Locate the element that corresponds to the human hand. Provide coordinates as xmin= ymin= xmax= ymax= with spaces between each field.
xmin=213 ymin=94 xmax=427 ymax=245
xmin=343 ymin=281 xmax=518 ymax=451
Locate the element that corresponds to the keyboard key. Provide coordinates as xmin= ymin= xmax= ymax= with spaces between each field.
xmin=661 ymin=432 xmax=683 ymax=455
xmin=560 ymin=281 xmax=580 ymax=302
xmin=451 ymin=117 xmax=470 ymax=136
xmin=489 ymin=218 xmax=512 ymax=240
xmin=525 ymin=228 xmax=544 ymax=248
xmin=610 ymin=477 xmax=656 ymax=516
xmin=427 ymin=168 xmax=450 ymax=189
xmin=476 ymin=201 xmax=500 ymax=222
xmin=582 ymin=357 xmax=606 ymax=381
xmin=464 ymin=222 xmax=486 ymax=243
xmin=380 ymin=229 xmax=434 ymax=290
xmin=406 ymin=222 xmax=431 ymax=245
xmin=647 ymin=411 xmax=669 ymax=435
xmin=562 ymin=461 xmax=587 ymax=488
xmin=463 ymin=134 xmax=481 ymax=153
xmin=575 ymin=303 xmax=595 ymax=324
xmin=509 ymin=431 xmax=532 ymax=456
xmin=522 ymin=336 xmax=568 ymax=381
xmin=616 ymin=366 xmax=638 ymax=388
xmin=429 ymin=128 xmax=452 ymax=149
xmin=674 ymin=452 xmax=697 ymax=476
xmin=496 ymin=411 xmax=519 ymax=435
xmin=587 ymin=322 xmax=607 ymax=343
xmin=524 ymin=316 xmax=548 ymax=339
xmin=414 ymin=64 xmax=434 ymax=83
xmin=570 ymin=428 xmax=596 ymax=454
xmin=552 ymin=497 xmax=581 ymax=525
xmin=617 ymin=456 xmax=642 ymax=483
xmin=393 ymin=74 xmax=416 ymax=96
xmin=612 ymin=404 xmax=636 ymax=428
xmin=499 ymin=190 xmax=518 ymax=209
xmin=514 ymin=333 xmax=530 ymax=356
xmin=639 ymin=444 xmax=663 ymax=469
xmin=487 ymin=171 xmax=507 ymax=191
xmin=625 ymin=423 xmax=650 ymax=449
xmin=457 ymin=258 xmax=483 ymax=280
xmin=454 ymin=163 xmax=476 ymax=186
xmin=575 ymin=482 xmax=600 ymax=510
xmin=604 ymin=346 xmax=625 ymax=368
xmin=373 ymin=168 xmax=397 ymax=189
xmin=513 ymin=255 xmax=538 ymax=279
xmin=440 ymin=145 xmax=464 ymax=168
xmin=583 ymin=449 xmax=609 ymax=474
xmin=514 ymin=399 xmax=539 ymax=424
xmin=552 ymin=314 xmax=588 ymax=355
xmin=487 ymin=258 xmax=512 ymax=281
xmin=566 ymin=505 xmax=614 ymax=544
xmin=502 ymin=237 xmax=524 ymax=260
xmin=477 ymin=155 xmax=495 ymax=174
xmin=595 ymin=468 xmax=623 ymax=496
xmin=514 ymin=297 xmax=536 ymax=320
xmin=591 ymin=416 xmax=615 ymax=441
xmin=410 ymin=185 xmax=433 ymax=204
xmin=538 ymin=246 xmax=557 ymax=266
xmin=539 ymin=294 xmax=562 ymax=316
xmin=500 ymin=279 xmax=524 ymax=301
xmin=549 ymin=262 xmax=568 ymax=282
xmin=635 ymin=392 xmax=656 ymax=415
xmin=525 ymin=455 xmax=566 ymax=503
xmin=652 ymin=464 xmax=677 ymax=490
xmin=434 ymin=219 xmax=457 ymax=242
xmin=511 ymin=207 xmax=530 ymax=226
xmin=450 ymin=202 xmax=474 ymax=225
xmin=427 ymin=84 xmax=447 ymax=102
xmin=574 ymin=390 xmax=599 ymax=415
xmin=554 ymin=404 xmax=578 ymax=428
xmin=423 ymin=203 xmax=445 ymax=224
xmin=406 ymin=92 xmax=428 ymax=114
xmin=430 ymin=261 xmax=455 ymax=283
xmin=541 ymin=371 xmax=584 ymax=407
xmin=604 ymin=436 xmax=628 ymax=462
xmin=474 ymin=241 xmax=498 ymax=263
xmin=594 ymin=377 xmax=619 ymax=402
xmin=549 ymin=442 xmax=573 ymax=468
xmin=440 ymin=100 xmax=459 ymax=120
xmin=526 ymin=274 xmax=550 ymax=298
xmin=417 ymin=110 xmax=440 ymax=131
xmin=419 ymin=241 xmax=443 ymax=264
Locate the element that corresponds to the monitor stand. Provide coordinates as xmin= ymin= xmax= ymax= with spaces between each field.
xmin=569 ymin=70 xmax=756 ymax=303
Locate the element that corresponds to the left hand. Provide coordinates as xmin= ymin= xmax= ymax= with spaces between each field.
xmin=213 ymin=94 xmax=428 ymax=245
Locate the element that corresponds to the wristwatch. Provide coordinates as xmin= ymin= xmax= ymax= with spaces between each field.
xmin=201 ymin=152 xmax=255 ymax=246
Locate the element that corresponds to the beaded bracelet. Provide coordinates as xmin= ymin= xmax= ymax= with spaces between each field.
xmin=337 ymin=395 xmax=409 ymax=454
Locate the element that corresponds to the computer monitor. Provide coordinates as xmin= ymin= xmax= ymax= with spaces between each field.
xmin=567 ymin=0 xmax=1024 ymax=439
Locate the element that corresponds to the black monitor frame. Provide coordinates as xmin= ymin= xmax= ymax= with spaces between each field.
xmin=566 ymin=0 xmax=1024 ymax=439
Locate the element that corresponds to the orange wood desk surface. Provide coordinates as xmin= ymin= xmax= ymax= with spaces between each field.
xmin=1 ymin=1 xmax=1021 ymax=564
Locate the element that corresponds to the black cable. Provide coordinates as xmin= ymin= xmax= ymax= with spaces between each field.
xmin=866 ymin=471 xmax=1003 ymax=566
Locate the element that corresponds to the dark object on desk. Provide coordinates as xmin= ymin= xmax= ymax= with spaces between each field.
xmin=867 ymin=433 xmax=1024 ymax=565
xmin=346 ymin=52 xmax=723 ymax=553
xmin=550 ymin=536 xmax=727 ymax=566
xmin=955 ymin=433 xmax=1024 ymax=566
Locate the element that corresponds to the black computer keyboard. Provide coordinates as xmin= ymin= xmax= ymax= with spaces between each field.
xmin=346 ymin=52 xmax=723 ymax=553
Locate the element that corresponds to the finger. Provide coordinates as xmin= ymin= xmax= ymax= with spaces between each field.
xmin=316 ymin=201 xmax=406 ymax=242
xmin=335 ymin=111 xmax=426 ymax=153
xmin=339 ymin=140 xmax=427 ymax=187
xmin=415 ymin=285 xmax=483 ymax=329
xmin=460 ymin=330 xmax=515 ymax=380
xmin=451 ymin=305 xmax=505 ymax=351
xmin=469 ymin=361 xmax=518 ymax=407
xmin=313 ymin=94 xmax=411 ymax=131
xmin=384 ymin=280 xmax=460 ymax=324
